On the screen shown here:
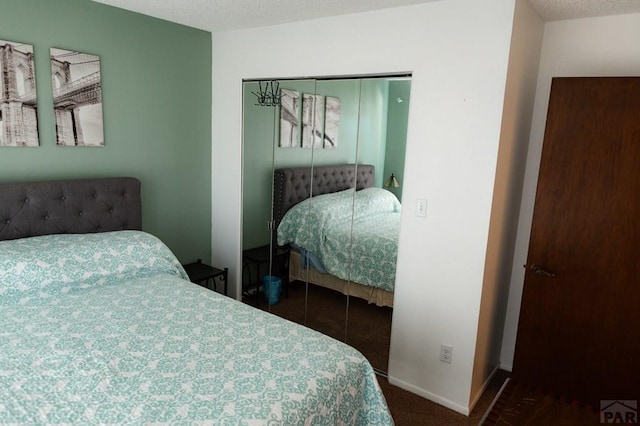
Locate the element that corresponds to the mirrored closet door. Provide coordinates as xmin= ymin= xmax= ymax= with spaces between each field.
xmin=241 ymin=75 xmax=411 ymax=373
xmin=343 ymin=77 xmax=409 ymax=373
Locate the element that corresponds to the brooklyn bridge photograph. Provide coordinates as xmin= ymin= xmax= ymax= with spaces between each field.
xmin=51 ymin=48 xmax=104 ymax=147
xmin=0 ymin=39 xmax=39 ymax=147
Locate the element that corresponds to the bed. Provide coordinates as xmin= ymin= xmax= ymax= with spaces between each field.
xmin=0 ymin=177 xmax=392 ymax=425
xmin=273 ymin=165 xmax=400 ymax=308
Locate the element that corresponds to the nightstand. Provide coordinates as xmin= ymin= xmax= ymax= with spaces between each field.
xmin=242 ymin=244 xmax=289 ymax=306
xmin=183 ymin=259 xmax=228 ymax=296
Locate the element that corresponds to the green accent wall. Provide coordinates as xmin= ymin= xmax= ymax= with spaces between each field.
xmin=0 ymin=0 xmax=212 ymax=263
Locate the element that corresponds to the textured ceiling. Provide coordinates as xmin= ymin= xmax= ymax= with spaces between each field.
xmin=91 ymin=0 xmax=440 ymax=32
xmin=529 ymin=0 xmax=640 ymax=21
xmin=91 ymin=0 xmax=640 ymax=31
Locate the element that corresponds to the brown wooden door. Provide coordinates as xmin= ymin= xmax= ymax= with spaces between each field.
xmin=513 ymin=77 xmax=640 ymax=408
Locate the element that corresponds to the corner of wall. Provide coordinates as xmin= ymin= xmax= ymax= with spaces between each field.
xmin=470 ymin=0 xmax=544 ymax=406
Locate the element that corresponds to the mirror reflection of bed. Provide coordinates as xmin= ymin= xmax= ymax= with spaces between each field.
xmin=241 ymin=75 xmax=410 ymax=374
xmin=277 ymin=166 xmax=397 ymax=306
xmin=271 ymin=164 xmax=399 ymax=372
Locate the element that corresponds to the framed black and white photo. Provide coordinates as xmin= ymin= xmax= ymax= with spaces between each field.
xmin=50 ymin=48 xmax=104 ymax=147
xmin=324 ymin=96 xmax=340 ymax=149
xmin=0 ymin=40 xmax=39 ymax=147
xmin=301 ymin=93 xmax=324 ymax=148
xmin=279 ymin=88 xmax=300 ymax=148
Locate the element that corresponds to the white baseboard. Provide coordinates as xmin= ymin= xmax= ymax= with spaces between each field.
xmin=386 ymin=365 xmax=510 ymax=417
xmin=386 ymin=375 xmax=470 ymax=416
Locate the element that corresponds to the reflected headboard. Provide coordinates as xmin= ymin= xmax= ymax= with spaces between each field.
xmin=272 ymin=164 xmax=374 ymax=231
xmin=0 ymin=177 xmax=142 ymax=241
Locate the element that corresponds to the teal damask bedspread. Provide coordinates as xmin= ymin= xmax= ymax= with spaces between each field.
xmin=0 ymin=231 xmax=392 ymax=425
xmin=277 ymin=188 xmax=401 ymax=292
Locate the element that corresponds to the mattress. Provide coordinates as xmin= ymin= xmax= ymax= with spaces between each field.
xmin=0 ymin=231 xmax=392 ymax=424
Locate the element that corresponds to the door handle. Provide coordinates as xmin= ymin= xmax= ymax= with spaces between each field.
xmin=530 ymin=264 xmax=556 ymax=277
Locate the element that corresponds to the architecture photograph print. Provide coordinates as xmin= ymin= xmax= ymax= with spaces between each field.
xmin=0 ymin=40 xmax=39 ymax=147
xmin=50 ymin=48 xmax=104 ymax=147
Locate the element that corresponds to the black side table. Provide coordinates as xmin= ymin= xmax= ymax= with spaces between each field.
xmin=242 ymin=244 xmax=289 ymax=306
xmin=183 ymin=259 xmax=228 ymax=296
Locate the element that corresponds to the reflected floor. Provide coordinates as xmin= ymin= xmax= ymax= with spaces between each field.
xmin=242 ymin=280 xmax=392 ymax=373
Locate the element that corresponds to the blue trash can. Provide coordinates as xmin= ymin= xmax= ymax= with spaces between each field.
xmin=262 ymin=275 xmax=282 ymax=304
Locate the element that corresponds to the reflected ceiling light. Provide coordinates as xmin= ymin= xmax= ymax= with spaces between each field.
xmin=252 ymin=80 xmax=281 ymax=107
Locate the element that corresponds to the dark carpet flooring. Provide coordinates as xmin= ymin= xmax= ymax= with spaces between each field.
xmin=482 ymin=378 xmax=600 ymax=425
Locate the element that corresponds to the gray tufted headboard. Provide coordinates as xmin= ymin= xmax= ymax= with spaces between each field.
xmin=272 ymin=164 xmax=374 ymax=233
xmin=0 ymin=177 xmax=142 ymax=241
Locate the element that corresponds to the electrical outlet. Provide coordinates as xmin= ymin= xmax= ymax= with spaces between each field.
xmin=440 ymin=344 xmax=453 ymax=363
xmin=416 ymin=199 xmax=427 ymax=218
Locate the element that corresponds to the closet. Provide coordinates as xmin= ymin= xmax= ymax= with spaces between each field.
xmin=241 ymin=75 xmax=411 ymax=373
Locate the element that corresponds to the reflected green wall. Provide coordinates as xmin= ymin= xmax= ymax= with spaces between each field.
xmin=384 ymin=80 xmax=411 ymax=201
xmin=0 ymin=0 xmax=212 ymax=263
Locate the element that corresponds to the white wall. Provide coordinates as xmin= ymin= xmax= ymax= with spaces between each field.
xmin=471 ymin=0 xmax=543 ymax=408
xmin=500 ymin=12 xmax=640 ymax=371
xmin=211 ymin=0 xmax=516 ymax=414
